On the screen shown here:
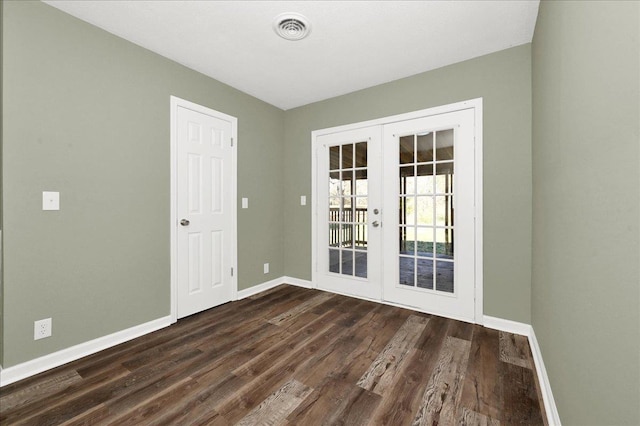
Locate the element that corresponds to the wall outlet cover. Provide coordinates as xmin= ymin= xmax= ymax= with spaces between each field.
xmin=42 ymin=191 xmax=60 ymax=210
xmin=34 ymin=318 xmax=52 ymax=340
xmin=264 ymin=263 xmax=269 ymax=274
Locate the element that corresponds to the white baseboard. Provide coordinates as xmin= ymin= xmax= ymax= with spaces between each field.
xmin=236 ymin=276 xmax=313 ymax=300
xmin=0 ymin=315 xmax=172 ymax=387
xmin=483 ymin=315 xmax=531 ymax=336
xmin=483 ymin=315 xmax=560 ymax=426
xmin=236 ymin=277 xmax=284 ymax=299
xmin=528 ymin=327 xmax=562 ymax=426
xmin=282 ymin=276 xmax=313 ymax=288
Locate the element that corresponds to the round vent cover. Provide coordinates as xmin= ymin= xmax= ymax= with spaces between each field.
xmin=273 ymin=13 xmax=311 ymax=41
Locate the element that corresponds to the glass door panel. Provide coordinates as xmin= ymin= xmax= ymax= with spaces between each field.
xmin=316 ymin=126 xmax=382 ymax=300
xmin=382 ymin=108 xmax=476 ymax=322
xmin=395 ymin=131 xmax=455 ymax=294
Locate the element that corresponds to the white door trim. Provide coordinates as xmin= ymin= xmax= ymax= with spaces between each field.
xmin=170 ymin=96 xmax=238 ymax=324
xmin=311 ymin=98 xmax=483 ymax=323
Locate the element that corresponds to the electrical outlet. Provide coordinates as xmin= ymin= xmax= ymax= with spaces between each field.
xmin=264 ymin=263 xmax=269 ymax=274
xmin=34 ymin=318 xmax=52 ymax=340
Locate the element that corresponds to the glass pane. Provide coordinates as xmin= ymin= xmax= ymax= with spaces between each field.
xmin=399 ymin=226 xmax=416 ymax=255
xmin=329 ymin=171 xmax=341 ymax=197
xmin=354 ymin=223 xmax=367 ymax=249
xmin=342 ymin=144 xmax=353 ymax=169
xmin=435 ymin=228 xmax=454 ymax=257
xmin=341 ymin=250 xmax=353 ymax=276
xmin=341 ymin=195 xmax=352 ymax=210
xmin=416 ymin=196 xmax=434 ymax=226
xmin=330 ymin=146 xmax=340 ymax=170
xmin=355 ymin=196 xmax=368 ymax=210
xmin=399 ymin=196 xmax=415 ymax=225
xmin=415 ymin=227 xmax=435 ymax=257
xmin=435 ymin=163 xmax=453 ymax=194
xmin=416 ymin=164 xmax=434 ymax=194
xmin=355 ymin=142 xmax=367 ymax=167
xmin=417 ymin=258 xmax=434 ymax=289
xmin=329 ymin=223 xmax=340 ymax=248
xmin=340 ymin=223 xmax=353 ymax=247
xmin=416 ymin=132 xmax=434 ymax=162
xmin=341 ymin=171 xmax=352 ymax=196
xmin=329 ymin=197 xmax=340 ymax=209
xmin=355 ymin=169 xmax=368 ymax=195
xmin=399 ymin=256 xmax=415 ymax=286
xmin=435 ymin=195 xmax=452 ymax=227
xmin=355 ymin=251 xmax=367 ymax=278
xmin=435 ymin=260 xmax=454 ymax=293
xmin=400 ymin=166 xmax=415 ymax=195
xmin=399 ymin=135 xmax=414 ymax=164
xmin=435 ymin=129 xmax=454 ymax=161
xmin=353 ymin=205 xmax=368 ymax=223
xmin=329 ymin=249 xmax=340 ymax=273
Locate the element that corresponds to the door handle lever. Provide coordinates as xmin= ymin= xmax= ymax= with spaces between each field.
xmin=372 ymin=221 xmax=380 ymax=228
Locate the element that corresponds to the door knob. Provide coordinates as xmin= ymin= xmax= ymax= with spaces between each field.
xmin=372 ymin=221 xmax=380 ymax=227
xmin=180 ymin=219 xmax=190 ymax=226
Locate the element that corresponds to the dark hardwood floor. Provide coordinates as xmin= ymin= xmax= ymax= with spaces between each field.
xmin=0 ymin=285 xmax=546 ymax=425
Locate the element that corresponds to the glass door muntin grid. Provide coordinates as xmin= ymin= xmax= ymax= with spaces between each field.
xmin=397 ymin=127 xmax=456 ymax=295
xmin=328 ymin=141 xmax=369 ymax=279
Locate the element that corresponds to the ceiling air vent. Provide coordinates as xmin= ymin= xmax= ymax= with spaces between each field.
xmin=273 ymin=13 xmax=311 ymax=41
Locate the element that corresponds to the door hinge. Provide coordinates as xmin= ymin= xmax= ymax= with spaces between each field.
xmin=231 ymin=137 xmax=234 ymax=147
xmin=231 ymin=267 xmax=234 ymax=276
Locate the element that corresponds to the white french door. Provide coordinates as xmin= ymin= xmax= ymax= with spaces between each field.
xmin=382 ymin=109 xmax=475 ymax=321
xmin=171 ymin=97 xmax=237 ymax=320
xmin=313 ymin=101 xmax=481 ymax=322
xmin=315 ymin=126 xmax=382 ymax=300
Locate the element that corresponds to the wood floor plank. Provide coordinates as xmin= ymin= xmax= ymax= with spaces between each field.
xmin=357 ymin=314 xmax=429 ymax=395
xmin=236 ymin=379 xmax=313 ymax=426
xmin=0 ymin=286 xmax=546 ymax=425
xmin=367 ymin=315 xmax=450 ymax=425
xmin=499 ymin=331 xmax=532 ymax=369
xmin=457 ymin=407 xmax=501 ymax=426
xmin=0 ymin=370 xmax=82 ymax=412
xmin=412 ymin=336 xmax=472 ymax=425
xmin=219 ymin=323 xmax=354 ymax=423
xmin=501 ymin=362 xmax=544 ymax=425
xmin=459 ymin=325 xmax=504 ymax=420
xmin=267 ymin=291 xmax=335 ymax=325
xmin=285 ymin=378 xmax=354 ymax=424
xmin=0 ymin=365 xmax=131 ymax=425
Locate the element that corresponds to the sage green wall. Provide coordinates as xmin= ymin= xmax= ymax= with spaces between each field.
xmin=532 ymin=1 xmax=640 ymax=424
xmin=283 ymin=45 xmax=532 ymax=323
xmin=1 ymin=1 xmax=284 ymax=367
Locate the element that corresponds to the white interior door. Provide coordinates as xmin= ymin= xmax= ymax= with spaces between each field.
xmin=175 ymin=100 xmax=236 ymax=319
xmin=382 ymin=109 xmax=476 ymax=322
xmin=315 ymin=126 xmax=382 ymax=300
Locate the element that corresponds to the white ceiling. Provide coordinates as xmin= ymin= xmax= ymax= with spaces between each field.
xmin=43 ymin=0 xmax=540 ymax=110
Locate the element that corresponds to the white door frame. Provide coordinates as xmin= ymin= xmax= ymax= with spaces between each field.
xmin=170 ymin=95 xmax=238 ymax=324
xmin=311 ymin=98 xmax=483 ymax=324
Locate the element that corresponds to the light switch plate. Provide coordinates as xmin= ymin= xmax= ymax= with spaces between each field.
xmin=242 ymin=198 xmax=248 ymax=209
xmin=42 ymin=191 xmax=60 ymax=211
xmin=300 ymin=195 xmax=307 ymax=206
